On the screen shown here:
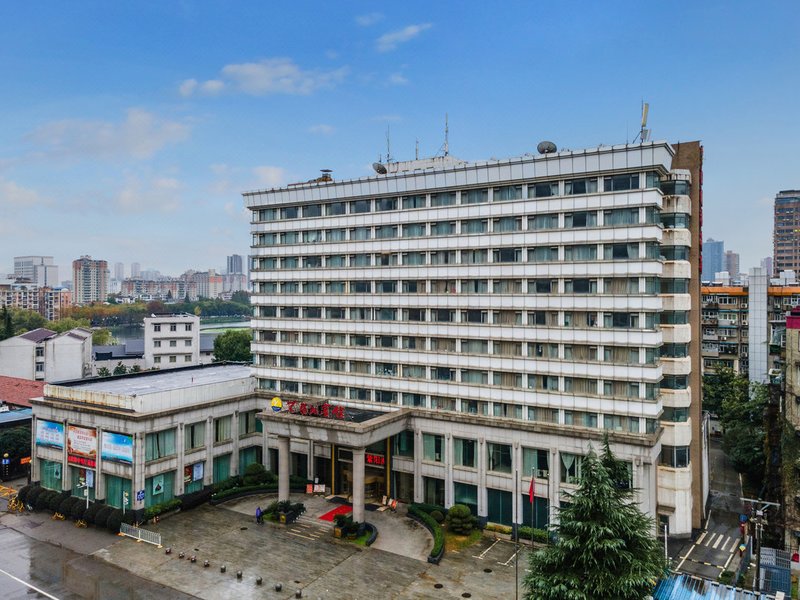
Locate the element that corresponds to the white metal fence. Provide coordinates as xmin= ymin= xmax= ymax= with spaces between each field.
xmin=119 ymin=522 xmax=162 ymax=547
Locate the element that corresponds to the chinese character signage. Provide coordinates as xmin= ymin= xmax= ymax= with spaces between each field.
xmin=36 ymin=420 xmax=64 ymax=449
xmin=285 ymin=401 xmax=345 ymax=420
xmin=101 ymin=432 xmax=133 ymax=464
xmin=67 ymin=426 xmax=97 ymax=468
xmin=365 ymin=453 xmax=385 ymax=466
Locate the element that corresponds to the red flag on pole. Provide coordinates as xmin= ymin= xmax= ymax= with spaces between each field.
xmin=529 ymin=476 xmax=535 ymax=504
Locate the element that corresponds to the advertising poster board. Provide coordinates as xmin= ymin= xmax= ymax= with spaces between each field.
xmin=101 ymin=432 xmax=133 ymax=464
xmin=35 ymin=420 xmax=64 ymax=449
xmin=67 ymin=426 xmax=97 ymax=468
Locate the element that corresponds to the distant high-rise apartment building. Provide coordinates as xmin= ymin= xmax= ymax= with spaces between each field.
xmin=131 ymin=262 xmax=141 ymax=278
xmin=227 ymin=254 xmax=244 ymax=275
xmin=701 ymin=239 xmax=723 ymax=281
xmin=114 ymin=262 xmax=125 ymax=281
xmin=723 ymin=250 xmax=740 ymax=277
xmin=72 ymin=256 xmax=109 ymax=305
xmin=762 ymin=256 xmax=774 ymax=276
xmin=774 ymin=190 xmax=800 ymax=274
xmin=14 ymin=256 xmax=58 ymax=286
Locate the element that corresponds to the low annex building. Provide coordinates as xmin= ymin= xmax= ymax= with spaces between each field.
xmin=30 ymin=364 xmax=262 ymax=512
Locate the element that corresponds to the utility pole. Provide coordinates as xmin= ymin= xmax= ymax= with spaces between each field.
xmin=740 ymin=497 xmax=780 ymax=593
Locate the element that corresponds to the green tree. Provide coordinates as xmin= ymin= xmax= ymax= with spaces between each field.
xmin=113 ymin=362 xmax=128 ymax=375
xmin=524 ymin=449 xmax=665 ymax=600
xmin=1 ymin=306 xmax=13 ymax=340
xmin=0 ymin=426 xmax=32 ymax=462
xmin=49 ymin=317 xmax=92 ymax=333
xmin=9 ymin=307 xmax=48 ymax=334
xmin=721 ymin=381 xmax=768 ymax=485
xmin=213 ymin=329 xmax=251 ymax=362
xmin=231 ymin=290 xmax=251 ymax=305
xmin=97 ymin=367 xmax=111 ymax=377
xmin=703 ymin=367 xmax=749 ymax=416
xmin=92 ymin=328 xmax=112 ymax=345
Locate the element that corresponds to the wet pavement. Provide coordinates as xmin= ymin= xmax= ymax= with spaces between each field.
xmin=2 ymin=488 xmax=528 ymax=599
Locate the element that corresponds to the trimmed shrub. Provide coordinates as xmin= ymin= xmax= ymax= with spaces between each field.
xmin=84 ymin=502 xmax=103 ymax=525
xmin=58 ymin=496 xmax=79 ymax=516
xmin=430 ymin=510 xmax=445 ymax=524
xmin=95 ymin=506 xmax=114 ymax=529
xmin=411 ymin=502 xmax=448 ymax=517
xmin=106 ymin=509 xmax=124 ymax=533
xmin=289 ymin=474 xmax=308 ymax=488
xmin=408 ymin=505 xmax=444 ymax=561
xmin=35 ymin=490 xmax=57 ymax=511
xmin=180 ymin=487 xmax=213 ymax=511
xmin=242 ymin=463 xmax=270 ymax=486
xmin=212 ymin=475 xmax=242 ymax=493
xmin=27 ymin=486 xmax=44 ymax=506
xmin=16 ymin=485 xmax=32 ymax=504
xmin=143 ymin=498 xmax=182 ymax=520
xmin=445 ymin=504 xmax=476 ymax=535
xmin=211 ymin=483 xmax=279 ymax=502
xmin=49 ymin=490 xmax=70 ymax=512
xmin=121 ymin=510 xmax=136 ymax=525
xmin=71 ymin=499 xmax=87 ymax=521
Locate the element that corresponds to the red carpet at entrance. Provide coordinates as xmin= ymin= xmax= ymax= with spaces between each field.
xmin=318 ymin=504 xmax=352 ymax=522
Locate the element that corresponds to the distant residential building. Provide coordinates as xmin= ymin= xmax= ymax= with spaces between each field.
xmin=114 ymin=262 xmax=125 ymax=281
xmin=131 ymin=262 xmax=141 ymax=278
xmin=774 ymin=190 xmax=800 ymax=274
xmin=0 ymin=375 xmax=45 ymax=410
xmin=121 ymin=278 xmax=197 ymax=302
xmin=93 ymin=332 xmax=215 ymax=375
xmin=185 ymin=269 xmax=224 ymax=299
xmin=72 ymin=256 xmax=109 ymax=305
xmin=143 ymin=313 xmax=201 ymax=370
xmin=14 ymin=256 xmax=58 ymax=287
xmin=701 ymin=239 xmax=724 ymax=282
xmin=723 ymin=250 xmax=740 ymax=277
xmin=701 ymin=269 xmax=796 ymax=378
xmin=0 ymin=283 xmax=72 ymax=321
xmin=0 ymin=328 xmax=92 ymax=382
xmin=227 ymin=254 xmax=244 ymax=275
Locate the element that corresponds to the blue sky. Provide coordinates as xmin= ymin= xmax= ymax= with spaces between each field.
xmin=1 ymin=1 xmax=798 ymax=279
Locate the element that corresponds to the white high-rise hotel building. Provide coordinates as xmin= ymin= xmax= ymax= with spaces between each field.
xmin=246 ymin=140 xmax=707 ymax=537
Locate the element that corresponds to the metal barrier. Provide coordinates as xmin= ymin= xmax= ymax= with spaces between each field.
xmin=119 ymin=522 xmax=162 ymax=547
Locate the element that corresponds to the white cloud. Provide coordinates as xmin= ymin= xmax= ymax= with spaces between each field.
xmin=0 ymin=177 xmax=44 ymax=207
xmin=252 ymin=165 xmax=286 ymax=188
xmin=116 ymin=174 xmax=183 ymax=214
xmin=26 ymin=109 xmax=190 ymax=161
xmin=376 ymin=23 xmax=432 ymax=52
xmin=309 ymin=124 xmax=335 ymax=135
xmin=178 ymin=78 xmax=197 ymax=97
xmin=181 ymin=58 xmax=348 ymax=97
xmin=388 ymin=73 xmax=409 ymax=85
xmin=356 ymin=12 xmax=383 ymax=26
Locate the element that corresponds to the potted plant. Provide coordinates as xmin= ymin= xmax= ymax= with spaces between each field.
xmin=333 ymin=514 xmax=349 ymax=538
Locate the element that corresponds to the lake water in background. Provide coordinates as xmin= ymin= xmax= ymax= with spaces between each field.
xmin=107 ymin=320 xmax=249 ymax=344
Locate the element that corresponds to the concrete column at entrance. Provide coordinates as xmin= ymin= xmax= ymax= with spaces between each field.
xmin=95 ymin=427 xmax=104 ymax=501
xmin=278 ymin=436 xmax=290 ymax=501
xmin=413 ymin=429 xmax=423 ymax=503
xmin=444 ymin=434 xmax=453 ymax=507
xmin=478 ymin=438 xmax=487 ymax=520
xmin=203 ymin=416 xmax=214 ymax=486
xmin=30 ymin=416 xmax=39 ymax=483
xmin=263 ymin=433 xmax=271 ymax=472
xmin=307 ymin=440 xmax=315 ymax=482
xmin=175 ymin=424 xmax=185 ymax=496
xmin=634 ymin=458 xmax=645 ymax=512
xmin=132 ymin=432 xmax=146 ymax=510
xmin=230 ymin=411 xmax=240 ymax=477
xmin=352 ymin=447 xmax=366 ymax=523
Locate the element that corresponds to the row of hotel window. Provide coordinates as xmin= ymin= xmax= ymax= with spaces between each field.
xmin=257 ymin=371 xmax=689 ymax=397
xmin=145 ymin=412 xmax=262 ymax=461
xmin=251 ymin=243 xmax=689 ymax=270
xmin=402 ymin=433 xmax=690 ymax=477
xmin=254 ymin=307 xmax=671 ymax=329
xmin=152 ymin=323 xmax=192 ymax=332
xmin=255 ymin=335 xmax=688 ymax=361
xmin=251 ymin=172 xmax=689 ymax=222
xmin=254 ymin=276 xmax=690 ymax=296
xmin=251 ymin=207 xmax=664 ymax=246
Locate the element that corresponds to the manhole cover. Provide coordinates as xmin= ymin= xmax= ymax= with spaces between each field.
xmin=434 ymin=583 xmax=443 ymax=589
xmin=483 ymin=568 xmax=492 ymax=573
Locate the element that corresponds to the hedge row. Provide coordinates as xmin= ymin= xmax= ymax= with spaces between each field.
xmin=14 ymin=485 xmax=134 ymax=532
xmin=143 ymin=498 xmax=182 ymax=520
xmin=517 ymin=525 xmax=549 ymax=544
xmin=210 ymin=474 xmax=309 ymax=502
xmin=408 ymin=504 xmax=445 ymax=563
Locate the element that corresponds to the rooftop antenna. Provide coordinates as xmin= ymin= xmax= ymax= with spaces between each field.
xmin=633 ymin=101 xmax=650 ymax=143
xmin=444 ymin=113 xmax=449 ymax=156
xmin=386 ymin=125 xmax=392 ymax=163
xmin=415 ymin=138 xmax=419 ymax=160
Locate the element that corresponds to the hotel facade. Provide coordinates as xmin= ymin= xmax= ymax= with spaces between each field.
xmin=246 ymin=141 xmax=707 ymax=537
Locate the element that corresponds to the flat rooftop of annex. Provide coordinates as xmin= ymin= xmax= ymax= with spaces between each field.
xmin=47 ymin=363 xmax=251 ymax=397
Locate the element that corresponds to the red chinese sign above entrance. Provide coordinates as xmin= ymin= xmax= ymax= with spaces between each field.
xmin=366 ymin=453 xmax=385 ymax=466
xmin=286 ymin=401 xmax=345 ymax=420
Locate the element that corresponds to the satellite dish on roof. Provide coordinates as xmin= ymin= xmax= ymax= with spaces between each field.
xmin=372 ymin=162 xmax=387 ymax=174
xmin=537 ymin=141 xmax=557 ymax=154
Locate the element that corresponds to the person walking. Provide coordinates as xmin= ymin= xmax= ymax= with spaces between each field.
xmin=255 ymin=506 xmax=262 ymax=525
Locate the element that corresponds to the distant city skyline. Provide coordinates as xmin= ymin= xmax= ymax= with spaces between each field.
xmin=1 ymin=3 xmax=798 ymax=272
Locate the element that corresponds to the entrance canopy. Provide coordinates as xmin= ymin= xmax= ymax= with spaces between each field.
xmin=258 ymin=403 xmax=411 ymax=448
